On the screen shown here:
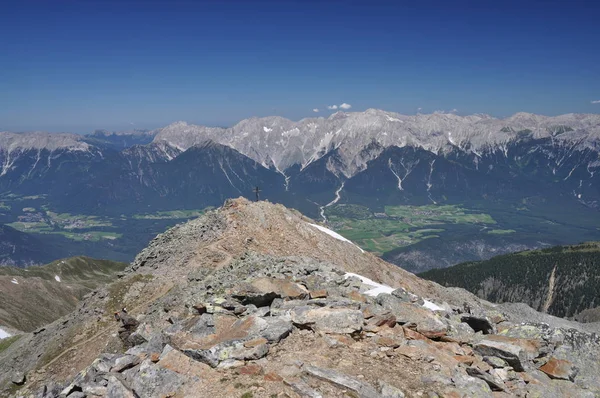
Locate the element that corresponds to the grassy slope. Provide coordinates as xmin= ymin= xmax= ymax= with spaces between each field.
xmin=0 ymin=256 xmax=127 ymax=332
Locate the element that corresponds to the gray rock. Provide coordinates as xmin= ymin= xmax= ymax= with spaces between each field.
xmin=182 ymin=339 xmax=269 ymax=368
xmin=303 ymin=364 xmax=381 ymax=398
xmin=11 ymin=372 xmax=25 ymax=385
xmin=106 ymin=374 xmax=136 ymax=398
xmin=123 ymin=359 xmax=184 ymax=398
xmin=473 ymin=338 xmax=537 ymax=372
xmin=284 ymin=378 xmax=324 ymax=398
xmin=378 ymin=380 xmax=405 ymax=397
xmin=483 ymin=356 xmax=508 ymax=368
xmin=110 ymin=355 xmax=141 ymax=373
xmin=466 ymin=367 xmax=506 ymax=391
xmin=291 ymin=306 xmax=363 ymax=334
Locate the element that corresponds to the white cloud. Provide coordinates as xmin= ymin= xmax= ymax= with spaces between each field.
xmin=327 ymin=105 xmax=338 ymax=110
xmin=450 ymin=108 xmax=458 ymax=113
xmin=592 ymin=100 xmax=600 ymax=104
xmin=339 ymin=103 xmax=352 ymax=110
xmin=313 ymin=108 xmax=319 ymax=113
xmin=417 ymin=107 xmax=422 ymax=112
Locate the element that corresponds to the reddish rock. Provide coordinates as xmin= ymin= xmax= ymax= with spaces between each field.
xmin=239 ymin=364 xmax=263 ymax=375
xmin=244 ymin=337 xmax=269 ymax=348
xmin=539 ymin=357 xmax=577 ymax=381
xmin=150 ymin=352 xmax=160 ymax=363
xmin=374 ymin=336 xmax=402 ymax=348
xmin=374 ymin=314 xmax=397 ymax=328
xmin=264 ymin=372 xmax=283 ymax=382
xmin=453 ymin=355 xmax=474 ymax=366
xmin=348 ymin=291 xmax=367 ymax=303
xmin=402 ymin=327 xmax=429 ymax=341
xmin=310 ymin=289 xmax=328 ymax=299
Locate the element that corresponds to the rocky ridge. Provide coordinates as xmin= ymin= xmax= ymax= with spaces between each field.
xmin=1 ymin=198 xmax=600 ymax=397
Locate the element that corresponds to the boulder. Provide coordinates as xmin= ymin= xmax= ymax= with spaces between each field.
xmin=539 ymin=357 xmax=578 ymax=381
xmin=303 ymin=364 xmax=381 ymax=398
xmin=473 ymin=335 xmax=540 ymax=372
xmin=290 ymin=306 xmax=363 ymax=334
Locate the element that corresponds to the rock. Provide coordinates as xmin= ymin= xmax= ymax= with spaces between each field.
xmin=106 ymin=374 xmax=136 ymax=398
xmin=539 ymin=357 xmax=578 ymax=381
xmin=284 ymin=378 xmax=323 ymax=398
xmin=110 ymin=355 xmax=142 ymax=373
xmin=232 ymin=277 xmax=308 ymax=306
xmin=182 ymin=339 xmax=269 ymax=368
xmin=291 ymin=306 xmax=364 ymax=334
xmin=461 ymin=315 xmax=495 ymax=334
xmin=303 ymin=364 xmax=381 ymax=398
xmin=11 ymin=372 xmax=25 ymax=385
xmin=483 ymin=356 xmax=508 ymax=369
xmin=310 ymin=289 xmax=328 ymax=299
xmin=378 ymin=380 xmax=405 ymax=397
xmin=473 ymin=335 xmax=540 ymax=372
xmin=82 ymin=384 xmax=108 ymax=396
xmin=123 ymin=359 xmax=184 ymax=397
xmin=466 ymin=367 xmax=506 ymax=391
xmin=376 ymin=296 xmax=447 ymax=338
xmin=249 ymin=315 xmax=293 ymax=343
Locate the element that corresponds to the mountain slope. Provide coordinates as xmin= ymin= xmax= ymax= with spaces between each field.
xmin=2 ymin=199 xmax=600 ymax=397
xmin=420 ymin=242 xmax=600 ymax=320
xmin=0 ymin=256 xmax=127 ymax=333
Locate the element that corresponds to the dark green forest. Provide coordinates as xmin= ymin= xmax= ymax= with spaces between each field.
xmin=420 ymin=242 xmax=600 ymax=320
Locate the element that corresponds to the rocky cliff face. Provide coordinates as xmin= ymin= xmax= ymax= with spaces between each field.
xmin=2 ymin=198 xmax=600 ymax=397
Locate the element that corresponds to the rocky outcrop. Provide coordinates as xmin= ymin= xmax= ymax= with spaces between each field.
xmin=3 ymin=199 xmax=600 ymax=397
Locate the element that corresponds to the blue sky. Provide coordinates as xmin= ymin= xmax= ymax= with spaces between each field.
xmin=1 ymin=0 xmax=599 ymax=132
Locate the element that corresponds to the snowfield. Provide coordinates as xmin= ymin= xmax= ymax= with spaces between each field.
xmin=308 ymin=223 xmax=365 ymax=253
xmin=55 ymin=275 xmax=61 ymax=282
xmin=0 ymin=327 xmax=11 ymax=339
xmin=11 ymin=278 xmax=18 ymax=285
xmin=344 ymin=272 xmax=445 ymax=312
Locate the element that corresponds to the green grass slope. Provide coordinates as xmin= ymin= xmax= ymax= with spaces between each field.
xmin=419 ymin=242 xmax=600 ymax=320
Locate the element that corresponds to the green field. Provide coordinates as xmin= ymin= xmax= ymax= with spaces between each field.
xmin=326 ymin=204 xmax=497 ymax=255
xmin=132 ymin=208 xmax=209 ymax=220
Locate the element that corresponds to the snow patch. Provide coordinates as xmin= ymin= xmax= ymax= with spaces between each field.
xmin=308 ymin=223 xmax=364 ymax=253
xmin=0 ymin=327 xmax=11 ymax=339
xmin=55 ymin=275 xmax=61 ymax=282
xmin=263 ymin=126 xmax=272 ymax=132
xmin=11 ymin=278 xmax=18 ymax=285
xmin=344 ymin=272 xmax=446 ymax=312
xmin=423 ymin=299 xmax=445 ymax=311
xmin=386 ymin=116 xmax=402 ymax=122
xmin=344 ymin=273 xmax=394 ymax=296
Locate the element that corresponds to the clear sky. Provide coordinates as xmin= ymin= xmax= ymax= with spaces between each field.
xmin=1 ymin=0 xmax=599 ymax=132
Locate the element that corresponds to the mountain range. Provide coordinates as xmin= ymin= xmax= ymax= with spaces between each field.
xmin=0 ymin=109 xmax=599 ymax=269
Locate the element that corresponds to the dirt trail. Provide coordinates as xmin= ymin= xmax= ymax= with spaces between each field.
xmin=38 ymin=279 xmax=174 ymax=373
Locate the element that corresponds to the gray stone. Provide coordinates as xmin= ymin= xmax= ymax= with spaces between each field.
xmin=483 ymin=356 xmax=508 ymax=368
xmin=123 ymin=359 xmax=184 ymax=398
xmin=182 ymin=339 xmax=269 ymax=368
xmin=466 ymin=367 xmax=506 ymax=391
xmin=303 ymin=364 xmax=381 ymax=398
xmin=284 ymin=378 xmax=324 ymax=398
xmin=11 ymin=371 xmax=25 ymax=385
xmin=291 ymin=306 xmax=363 ymax=334
xmin=110 ymin=355 xmax=141 ymax=373
xmin=378 ymin=380 xmax=405 ymax=397
xmin=106 ymin=374 xmax=136 ymax=398
xmin=473 ymin=338 xmax=538 ymax=372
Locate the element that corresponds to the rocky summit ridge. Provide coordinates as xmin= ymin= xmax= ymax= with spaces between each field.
xmin=2 ymin=198 xmax=600 ymax=397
